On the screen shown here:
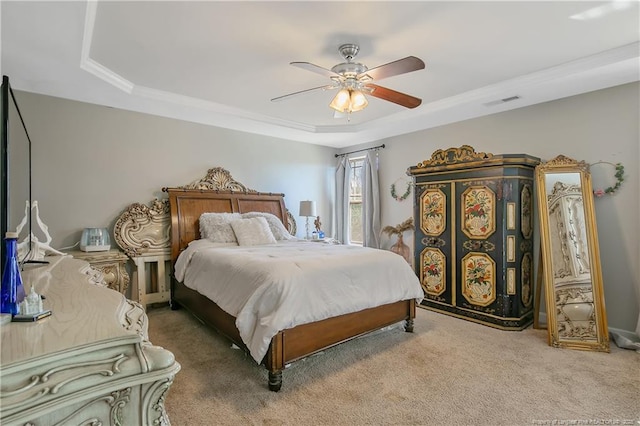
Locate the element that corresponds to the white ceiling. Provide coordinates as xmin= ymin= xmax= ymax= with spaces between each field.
xmin=2 ymin=1 xmax=639 ymax=148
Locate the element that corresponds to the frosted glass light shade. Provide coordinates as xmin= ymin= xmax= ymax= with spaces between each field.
xmin=349 ymin=90 xmax=368 ymax=112
xmin=329 ymin=89 xmax=351 ymax=113
xmin=299 ymin=201 xmax=317 ymax=217
xmin=329 ymin=89 xmax=368 ymax=113
xmin=80 ymin=227 xmax=111 ymax=252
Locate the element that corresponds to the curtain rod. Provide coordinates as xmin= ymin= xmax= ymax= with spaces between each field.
xmin=334 ymin=144 xmax=385 ymax=158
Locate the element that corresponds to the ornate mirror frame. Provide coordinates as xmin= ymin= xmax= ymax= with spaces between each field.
xmin=535 ymin=155 xmax=609 ymax=352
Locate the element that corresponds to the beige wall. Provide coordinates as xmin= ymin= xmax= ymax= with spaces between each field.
xmin=9 ymin=91 xmax=337 ymax=245
xmin=9 ymin=82 xmax=639 ymax=332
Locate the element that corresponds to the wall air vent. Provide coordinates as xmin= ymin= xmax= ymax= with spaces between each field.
xmin=483 ymin=95 xmax=521 ymax=107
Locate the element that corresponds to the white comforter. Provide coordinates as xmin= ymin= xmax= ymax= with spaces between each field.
xmin=174 ymin=239 xmax=423 ymax=363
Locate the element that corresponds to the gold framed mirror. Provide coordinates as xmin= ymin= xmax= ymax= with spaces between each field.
xmin=535 ymin=155 xmax=609 ymax=352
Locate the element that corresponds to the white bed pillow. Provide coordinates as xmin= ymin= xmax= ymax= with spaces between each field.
xmin=230 ymin=217 xmax=277 ymax=246
xmin=241 ymin=212 xmax=295 ymax=240
xmin=199 ymin=212 xmax=242 ymax=243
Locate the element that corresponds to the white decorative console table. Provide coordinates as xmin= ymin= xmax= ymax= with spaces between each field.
xmin=0 ymin=256 xmax=181 ymax=425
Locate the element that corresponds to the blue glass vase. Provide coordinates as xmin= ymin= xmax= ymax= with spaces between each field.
xmin=1 ymin=232 xmax=25 ymax=315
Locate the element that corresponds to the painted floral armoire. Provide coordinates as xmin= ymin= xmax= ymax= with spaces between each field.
xmin=408 ymin=145 xmax=540 ymax=329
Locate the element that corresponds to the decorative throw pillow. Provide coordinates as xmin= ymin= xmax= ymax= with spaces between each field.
xmin=242 ymin=212 xmax=295 ymax=240
xmin=230 ymin=217 xmax=277 ymax=246
xmin=199 ymin=212 xmax=242 ymax=243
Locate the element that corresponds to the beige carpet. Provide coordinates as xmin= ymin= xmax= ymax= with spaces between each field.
xmin=147 ymin=306 xmax=639 ymax=426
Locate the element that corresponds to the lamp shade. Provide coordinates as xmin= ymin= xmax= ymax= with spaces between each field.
xmin=349 ymin=90 xmax=368 ymax=112
xmin=299 ymin=200 xmax=317 ymax=217
xmin=329 ymin=89 xmax=369 ymax=113
xmin=329 ymin=89 xmax=351 ymax=113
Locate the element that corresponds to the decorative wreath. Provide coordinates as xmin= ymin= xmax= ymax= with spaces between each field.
xmin=390 ymin=179 xmax=413 ymax=202
xmin=591 ymin=162 xmax=625 ymax=197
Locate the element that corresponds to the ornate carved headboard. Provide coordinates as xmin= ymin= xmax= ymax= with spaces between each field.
xmin=114 ymin=198 xmax=170 ymax=258
xmin=114 ymin=167 xmax=296 ymax=260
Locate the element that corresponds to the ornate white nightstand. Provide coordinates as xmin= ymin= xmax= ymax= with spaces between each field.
xmin=67 ymin=249 xmax=130 ymax=295
xmin=113 ymin=199 xmax=172 ymax=308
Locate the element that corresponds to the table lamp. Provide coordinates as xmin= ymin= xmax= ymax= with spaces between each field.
xmin=299 ymin=201 xmax=317 ymax=240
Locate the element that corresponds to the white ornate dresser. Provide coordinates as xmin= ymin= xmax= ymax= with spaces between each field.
xmin=0 ymin=256 xmax=180 ymax=425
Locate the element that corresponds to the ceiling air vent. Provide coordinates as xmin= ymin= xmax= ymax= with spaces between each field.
xmin=483 ymin=95 xmax=521 ymax=107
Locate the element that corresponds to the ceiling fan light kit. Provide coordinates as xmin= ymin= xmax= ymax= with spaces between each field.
xmin=272 ymin=43 xmax=425 ymax=116
xmin=329 ymin=88 xmax=368 ymax=113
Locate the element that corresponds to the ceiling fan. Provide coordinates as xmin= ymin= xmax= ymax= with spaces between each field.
xmin=271 ymin=43 xmax=426 ymax=115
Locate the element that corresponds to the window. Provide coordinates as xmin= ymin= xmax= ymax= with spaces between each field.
xmin=348 ymin=157 xmax=364 ymax=245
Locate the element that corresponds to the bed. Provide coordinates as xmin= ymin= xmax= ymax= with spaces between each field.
xmin=163 ymin=168 xmax=423 ymax=391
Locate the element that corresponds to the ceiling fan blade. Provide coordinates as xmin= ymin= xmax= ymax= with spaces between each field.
xmin=365 ymin=84 xmax=422 ymax=109
xmin=290 ymin=62 xmax=340 ymax=78
xmin=359 ymin=56 xmax=425 ymax=81
xmin=271 ymin=85 xmax=336 ymax=102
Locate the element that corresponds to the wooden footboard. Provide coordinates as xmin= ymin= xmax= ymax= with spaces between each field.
xmin=172 ymin=280 xmax=415 ymax=391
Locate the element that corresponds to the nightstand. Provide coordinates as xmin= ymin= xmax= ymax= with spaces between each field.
xmin=67 ymin=249 xmax=130 ymax=295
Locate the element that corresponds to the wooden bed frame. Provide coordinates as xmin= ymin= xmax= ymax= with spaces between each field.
xmin=163 ymin=168 xmax=416 ymax=391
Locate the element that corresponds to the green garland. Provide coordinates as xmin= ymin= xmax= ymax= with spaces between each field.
xmin=391 ymin=181 xmax=412 ymax=202
xmin=593 ymin=162 xmax=624 ymax=197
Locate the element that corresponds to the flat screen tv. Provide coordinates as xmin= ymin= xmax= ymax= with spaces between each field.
xmin=1 ymin=75 xmax=34 ymax=265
